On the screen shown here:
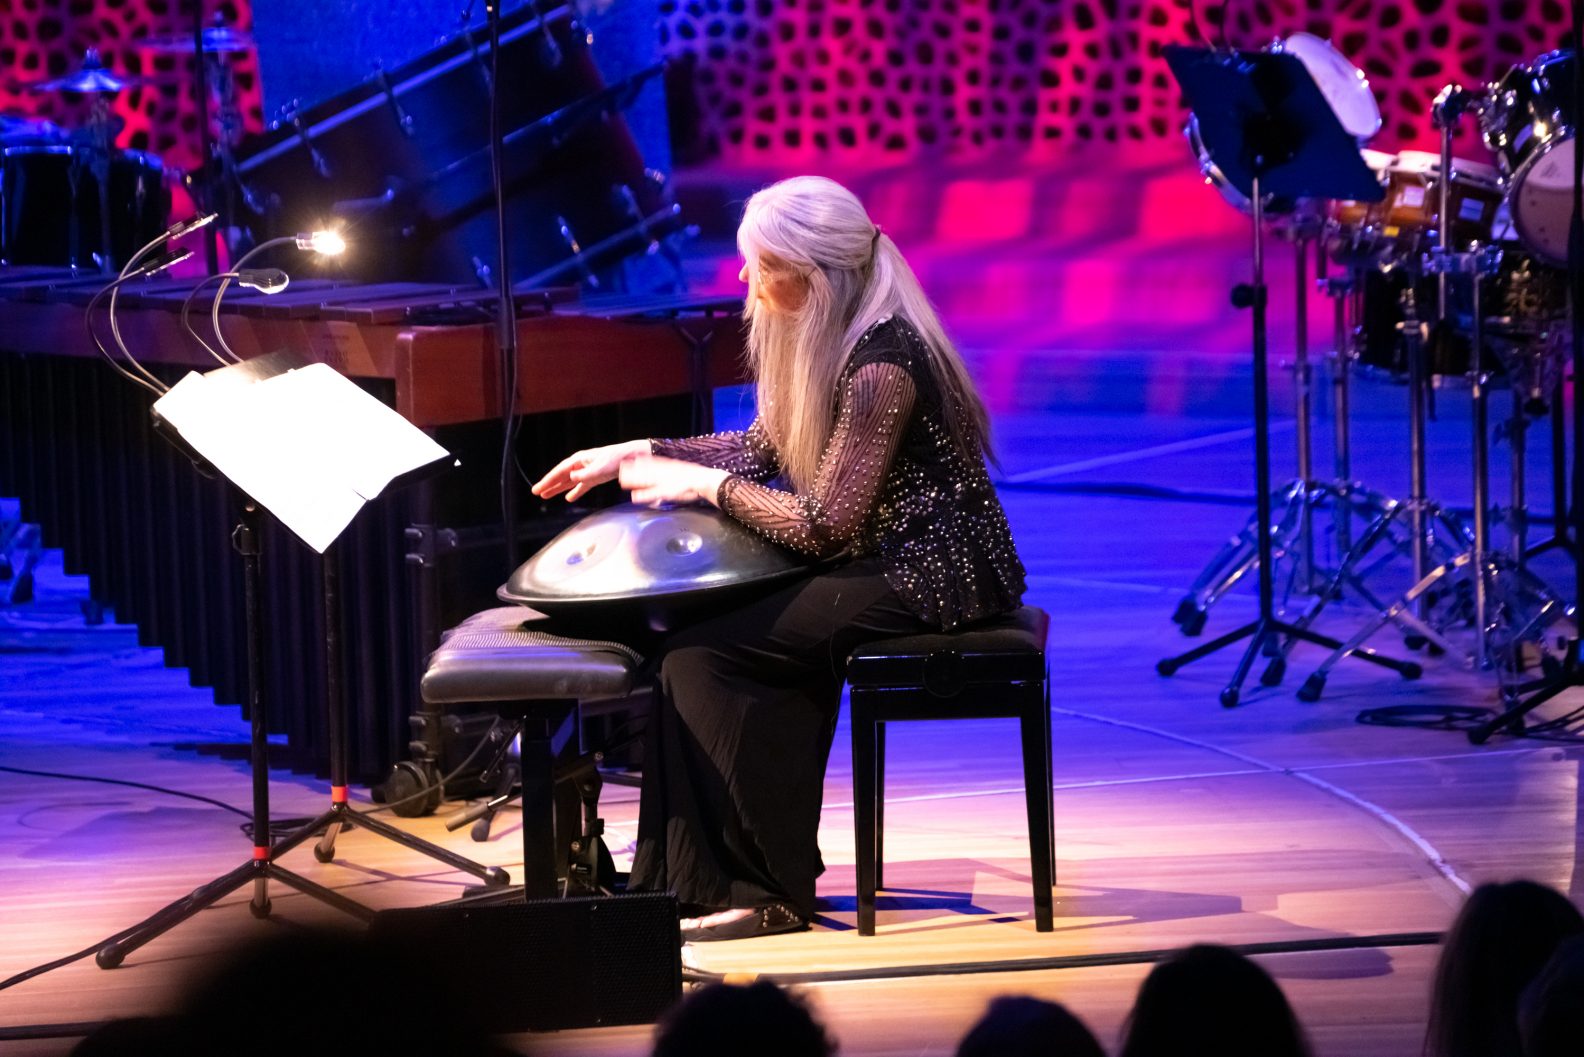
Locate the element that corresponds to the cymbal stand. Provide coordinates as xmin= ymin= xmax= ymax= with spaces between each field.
xmin=1158 ymin=176 xmax=1423 ymax=707
xmin=1304 ymin=92 xmax=1561 ymax=703
xmin=1321 ymin=264 xmax=1403 ymax=552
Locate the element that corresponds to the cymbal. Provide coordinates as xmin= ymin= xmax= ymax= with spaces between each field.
xmin=28 ymin=50 xmax=145 ymax=94
xmin=138 ymin=26 xmax=256 ymax=54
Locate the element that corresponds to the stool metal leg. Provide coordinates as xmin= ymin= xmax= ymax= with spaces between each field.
xmin=851 ymin=691 xmax=880 ymax=936
xmin=875 ymin=721 xmax=885 ymax=894
xmin=1046 ymin=675 xmax=1056 ymax=884
xmin=1020 ymin=689 xmax=1055 ymax=932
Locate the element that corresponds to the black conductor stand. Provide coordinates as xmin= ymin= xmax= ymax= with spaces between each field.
xmin=267 ymin=547 xmax=510 ymax=884
xmin=1465 ymin=11 xmax=1584 ymax=745
xmin=1154 ymin=46 xmax=1421 ymax=707
xmin=97 ymin=499 xmax=373 ymax=969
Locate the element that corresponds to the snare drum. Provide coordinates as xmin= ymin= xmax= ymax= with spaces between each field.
xmin=1328 ymin=148 xmax=1396 ymax=262
xmin=1328 ymin=151 xmax=1503 ymax=262
xmin=0 ymin=144 xmax=169 ymax=268
xmin=1482 ymin=51 xmax=1577 ymax=265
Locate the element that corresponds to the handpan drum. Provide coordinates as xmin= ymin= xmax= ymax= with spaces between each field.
xmin=499 ymin=504 xmax=812 ymax=633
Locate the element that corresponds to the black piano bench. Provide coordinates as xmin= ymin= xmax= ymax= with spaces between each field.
xmin=419 ymin=606 xmax=644 ymax=899
xmin=845 ymin=605 xmax=1053 ymax=936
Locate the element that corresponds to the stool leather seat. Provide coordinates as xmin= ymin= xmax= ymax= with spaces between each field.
xmin=847 ymin=606 xmax=1049 ymax=692
xmin=417 ymin=606 xmax=645 ymax=897
xmin=420 ymin=607 xmax=641 ymax=705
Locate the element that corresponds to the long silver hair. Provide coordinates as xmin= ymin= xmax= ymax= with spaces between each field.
xmin=736 ymin=175 xmax=992 ymax=493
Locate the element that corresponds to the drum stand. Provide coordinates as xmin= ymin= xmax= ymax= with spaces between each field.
xmin=1303 ymin=102 xmax=1562 ymax=702
xmin=1460 ymin=5 xmax=1584 ymax=744
xmin=1256 ymin=264 xmax=1457 ymax=687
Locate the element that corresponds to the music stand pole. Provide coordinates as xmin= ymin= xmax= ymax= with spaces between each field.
xmin=261 ymin=548 xmax=510 ymax=884
xmin=96 ymin=499 xmax=374 ymax=969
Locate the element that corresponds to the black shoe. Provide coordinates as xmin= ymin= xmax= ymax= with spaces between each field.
xmin=681 ymin=903 xmax=809 ymax=943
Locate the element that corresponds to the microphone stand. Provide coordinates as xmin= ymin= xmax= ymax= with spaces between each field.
xmin=488 ymin=0 xmax=522 ymax=571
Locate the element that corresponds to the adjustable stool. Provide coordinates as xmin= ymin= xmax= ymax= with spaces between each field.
xmin=419 ymin=606 xmax=644 ymax=898
xmin=846 ymin=605 xmax=1052 ymax=935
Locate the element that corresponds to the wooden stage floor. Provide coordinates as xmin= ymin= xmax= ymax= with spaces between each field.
xmin=3 ymin=342 xmax=1583 ymax=1056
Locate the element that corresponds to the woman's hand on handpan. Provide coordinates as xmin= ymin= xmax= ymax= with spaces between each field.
xmin=619 ymin=453 xmax=731 ymax=508
xmin=531 ymin=440 xmax=652 ymax=502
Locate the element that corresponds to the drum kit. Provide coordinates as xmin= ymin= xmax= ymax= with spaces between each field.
xmin=0 ymin=25 xmax=253 ymax=272
xmin=1171 ymin=34 xmax=1577 ymax=704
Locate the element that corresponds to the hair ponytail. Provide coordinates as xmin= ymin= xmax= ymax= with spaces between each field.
xmin=738 ymin=177 xmax=993 ymax=491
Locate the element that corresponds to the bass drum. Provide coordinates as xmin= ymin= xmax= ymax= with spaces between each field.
xmin=1354 ymin=266 xmax=1508 ymax=387
xmin=1482 ymin=51 xmax=1577 ymax=264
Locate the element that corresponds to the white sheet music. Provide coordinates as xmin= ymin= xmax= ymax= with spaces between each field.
xmin=154 ymin=361 xmax=449 ymax=553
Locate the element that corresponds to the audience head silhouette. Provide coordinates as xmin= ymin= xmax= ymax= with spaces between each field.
xmin=71 ymin=928 xmax=501 ymax=1057
xmin=652 ymin=981 xmax=834 ymax=1057
xmin=1520 ymin=934 xmax=1584 ymax=1057
xmin=1426 ymin=880 xmax=1584 ymax=1057
xmin=956 ymin=995 xmax=1105 ymax=1057
xmin=1118 ymin=944 xmax=1311 ymax=1057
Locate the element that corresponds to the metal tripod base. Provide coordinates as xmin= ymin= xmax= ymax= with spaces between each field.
xmin=1173 ymin=478 xmax=1400 ymax=636
xmin=96 ymin=855 xmax=374 ymax=969
xmin=307 ymin=801 xmax=511 ymax=882
xmin=1265 ymin=498 xmax=1472 ymax=684
xmin=1158 ymin=614 xmax=1421 ymax=709
xmin=1466 ymin=640 xmax=1582 ymax=744
xmin=1297 ymin=549 xmax=1564 ymax=703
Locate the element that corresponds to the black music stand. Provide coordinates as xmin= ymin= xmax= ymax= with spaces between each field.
xmin=1154 ymin=46 xmax=1421 ymax=707
xmin=94 ymin=351 xmax=504 ymax=969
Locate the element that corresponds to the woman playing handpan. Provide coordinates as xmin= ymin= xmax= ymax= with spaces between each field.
xmin=532 ymin=175 xmax=1025 ymax=941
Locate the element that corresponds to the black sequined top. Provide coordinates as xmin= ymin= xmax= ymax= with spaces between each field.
xmin=651 ymin=317 xmax=1026 ymax=630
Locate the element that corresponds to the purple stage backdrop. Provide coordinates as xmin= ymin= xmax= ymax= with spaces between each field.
xmin=1 ymin=1 xmax=1566 ymax=169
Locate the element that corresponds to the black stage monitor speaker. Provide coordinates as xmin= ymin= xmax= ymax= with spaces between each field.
xmin=370 ymin=892 xmax=681 ymax=1032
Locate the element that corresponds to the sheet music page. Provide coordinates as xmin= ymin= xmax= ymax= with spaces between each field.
xmin=153 ymin=363 xmax=449 ymax=553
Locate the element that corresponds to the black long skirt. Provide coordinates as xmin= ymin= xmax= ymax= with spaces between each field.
xmin=626 ymin=559 xmax=928 ymax=920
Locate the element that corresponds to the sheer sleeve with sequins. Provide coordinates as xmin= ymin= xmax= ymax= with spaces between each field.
xmin=715 ymin=362 xmax=918 ymax=559
xmin=649 ymin=417 xmax=781 ymax=483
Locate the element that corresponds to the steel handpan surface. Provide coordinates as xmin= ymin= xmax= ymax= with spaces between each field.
xmin=499 ymin=503 xmax=808 ymax=610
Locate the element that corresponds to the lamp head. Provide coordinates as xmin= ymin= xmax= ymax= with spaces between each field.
xmin=295 ymin=229 xmax=347 ymax=256
xmin=236 ymin=268 xmax=290 ymax=294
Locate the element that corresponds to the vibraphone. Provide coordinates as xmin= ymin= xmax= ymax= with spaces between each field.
xmin=0 ymin=267 xmax=746 ymax=782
